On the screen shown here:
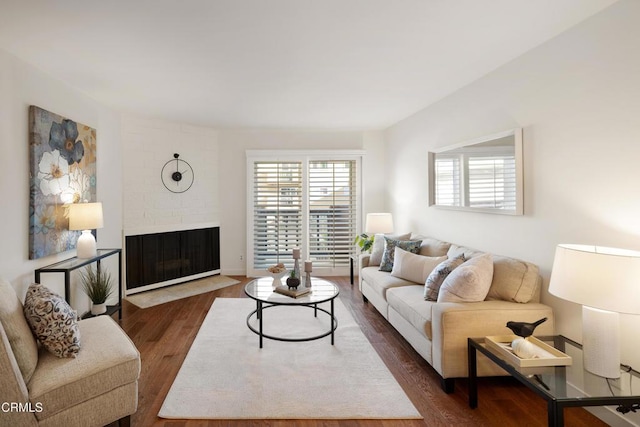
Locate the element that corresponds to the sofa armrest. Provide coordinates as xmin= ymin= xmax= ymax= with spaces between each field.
xmin=430 ymin=300 xmax=554 ymax=379
xmin=357 ymin=254 xmax=370 ymax=291
xmin=359 ymin=253 xmax=370 ymax=269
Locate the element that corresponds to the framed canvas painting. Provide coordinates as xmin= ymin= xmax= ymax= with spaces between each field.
xmin=29 ymin=106 xmax=97 ymax=259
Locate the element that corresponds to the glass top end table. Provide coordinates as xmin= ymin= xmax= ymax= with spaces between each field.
xmin=468 ymin=335 xmax=640 ymax=426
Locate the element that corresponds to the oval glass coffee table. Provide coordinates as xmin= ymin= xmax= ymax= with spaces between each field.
xmin=244 ymin=277 xmax=339 ymax=348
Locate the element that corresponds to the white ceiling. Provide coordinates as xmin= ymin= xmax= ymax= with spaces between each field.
xmin=0 ymin=0 xmax=618 ymax=130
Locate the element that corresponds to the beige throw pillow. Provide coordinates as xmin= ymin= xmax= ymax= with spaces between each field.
xmin=369 ymin=232 xmax=411 ymax=266
xmin=390 ymin=248 xmax=447 ymax=284
xmin=437 ymin=253 xmax=494 ymax=303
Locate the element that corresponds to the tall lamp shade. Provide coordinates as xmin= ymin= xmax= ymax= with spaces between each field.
xmin=68 ymin=202 xmax=104 ymax=259
xmin=365 ymin=213 xmax=394 ymax=234
xmin=548 ymin=244 xmax=640 ymax=378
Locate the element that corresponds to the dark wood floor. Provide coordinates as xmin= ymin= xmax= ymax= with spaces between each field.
xmin=116 ymin=276 xmax=606 ymax=427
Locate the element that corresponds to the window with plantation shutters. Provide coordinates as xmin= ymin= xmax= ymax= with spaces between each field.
xmin=247 ymin=151 xmax=362 ymax=276
xmin=252 ymin=161 xmax=303 ymax=270
xmin=308 ymin=160 xmax=357 ymax=268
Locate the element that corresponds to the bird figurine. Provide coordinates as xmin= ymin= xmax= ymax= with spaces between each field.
xmin=506 ymin=317 xmax=547 ymax=338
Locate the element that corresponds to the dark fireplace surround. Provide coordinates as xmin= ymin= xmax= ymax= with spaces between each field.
xmin=125 ymin=225 xmax=220 ymax=293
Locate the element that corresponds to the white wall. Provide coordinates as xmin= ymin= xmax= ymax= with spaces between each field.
xmin=218 ymin=129 xmax=385 ymax=275
xmin=0 ymin=49 xmax=123 ymax=311
xmin=385 ymin=1 xmax=640 ymax=424
xmin=121 ymin=115 xmax=220 ymax=232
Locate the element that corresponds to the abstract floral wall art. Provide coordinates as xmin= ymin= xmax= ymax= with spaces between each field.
xmin=29 ymin=106 xmax=97 ymax=259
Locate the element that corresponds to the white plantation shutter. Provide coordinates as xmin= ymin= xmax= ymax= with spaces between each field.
xmin=252 ymin=161 xmax=302 ymax=270
xmin=308 ymin=160 xmax=357 ymax=268
xmin=247 ymin=152 xmax=362 ymax=276
xmin=467 ymin=155 xmax=516 ymax=210
xmin=434 ymin=155 xmax=461 ymax=206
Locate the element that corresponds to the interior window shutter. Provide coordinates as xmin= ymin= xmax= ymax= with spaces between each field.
xmin=252 ymin=161 xmax=302 ymax=269
xmin=308 ymin=160 xmax=357 ymax=268
xmin=434 ymin=156 xmax=461 ymax=207
xmin=468 ymin=155 xmax=516 ymax=210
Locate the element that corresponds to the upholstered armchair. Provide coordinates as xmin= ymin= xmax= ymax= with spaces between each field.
xmin=0 ymin=278 xmax=140 ymax=427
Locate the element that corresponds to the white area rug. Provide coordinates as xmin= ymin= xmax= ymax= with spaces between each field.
xmin=159 ymin=297 xmax=422 ymax=420
xmin=125 ymin=276 xmax=239 ymax=308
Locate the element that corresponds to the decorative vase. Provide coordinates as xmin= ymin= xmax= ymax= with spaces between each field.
xmin=286 ymin=277 xmax=300 ymax=289
xmin=293 ymin=258 xmax=301 ymax=280
xmin=91 ymin=302 xmax=107 ymax=315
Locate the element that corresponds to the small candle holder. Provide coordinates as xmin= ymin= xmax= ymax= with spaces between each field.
xmin=304 ymin=260 xmax=313 ymax=288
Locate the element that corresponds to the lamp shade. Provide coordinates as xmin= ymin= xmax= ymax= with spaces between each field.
xmin=365 ymin=213 xmax=393 ymax=234
xmin=548 ymin=244 xmax=640 ymax=315
xmin=68 ymin=202 xmax=104 ymax=231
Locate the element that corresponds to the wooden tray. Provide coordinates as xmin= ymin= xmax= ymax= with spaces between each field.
xmin=485 ymin=335 xmax=572 ymax=367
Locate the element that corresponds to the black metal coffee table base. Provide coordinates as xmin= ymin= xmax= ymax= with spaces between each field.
xmin=246 ymin=300 xmax=338 ymax=348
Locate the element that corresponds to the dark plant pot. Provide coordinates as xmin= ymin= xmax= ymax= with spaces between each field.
xmin=286 ymin=277 xmax=300 ymax=289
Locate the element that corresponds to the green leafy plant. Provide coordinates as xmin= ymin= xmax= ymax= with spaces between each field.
xmin=79 ymin=266 xmax=114 ymax=304
xmin=354 ymin=233 xmax=375 ymax=253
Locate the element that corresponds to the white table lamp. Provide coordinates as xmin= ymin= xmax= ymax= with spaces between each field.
xmin=548 ymin=244 xmax=640 ymax=378
xmin=68 ymin=202 xmax=104 ymax=259
xmin=365 ymin=213 xmax=394 ymax=234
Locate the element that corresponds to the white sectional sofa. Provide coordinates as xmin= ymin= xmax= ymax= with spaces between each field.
xmin=359 ymin=234 xmax=554 ymax=393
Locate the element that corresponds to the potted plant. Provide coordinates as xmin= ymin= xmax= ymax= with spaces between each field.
xmin=286 ymin=269 xmax=300 ymax=289
xmin=79 ymin=265 xmax=114 ymax=315
xmin=354 ymin=233 xmax=375 ymax=253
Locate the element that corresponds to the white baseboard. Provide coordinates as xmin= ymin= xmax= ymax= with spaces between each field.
xmin=567 ymin=381 xmax=640 ymax=426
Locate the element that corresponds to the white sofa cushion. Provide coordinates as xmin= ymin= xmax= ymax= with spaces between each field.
xmin=448 ymin=245 xmax=540 ymax=303
xmin=486 ymin=256 xmax=541 ymax=303
xmin=411 ymin=235 xmax=452 ymax=257
xmin=391 ymin=248 xmax=446 ymax=284
xmin=387 ymin=285 xmax=435 ymax=340
xmin=438 ymin=253 xmax=494 ymax=303
xmin=29 ymin=316 xmax=140 ymax=422
xmin=369 ymin=232 xmax=411 ymax=266
xmin=361 ymin=267 xmax=415 ymax=299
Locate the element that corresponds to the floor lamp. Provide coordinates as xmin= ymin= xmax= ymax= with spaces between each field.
xmin=548 ymin=244 xmax=640 ymax=378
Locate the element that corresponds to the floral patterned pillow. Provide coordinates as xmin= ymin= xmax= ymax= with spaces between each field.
xmin=23 ymin=283 xmax=81 ymax=358
xmin=424 ymin=254 xmax=466 ymax=301
xmin=379 ymin=237 xmax=422 ymax=272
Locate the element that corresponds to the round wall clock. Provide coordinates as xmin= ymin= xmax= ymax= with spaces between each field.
xmin=161 ymin=153 xmax=194 ymax=193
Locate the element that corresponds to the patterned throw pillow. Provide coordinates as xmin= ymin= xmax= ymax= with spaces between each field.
xmin=23 ymin=283 xmax=81 ymax=358
xmin=424 ymin=254 xmax=466 ymax=301
xmin=379 ymin=237 xmax=422 ymax=272
xmin=369 ymin=232 xmax=412 ymax=266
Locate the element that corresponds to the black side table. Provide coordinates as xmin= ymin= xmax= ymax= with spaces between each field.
xmin=34 ymin=249 xmax=123 ymax=320
xmin=468 ymin=335 xmax=640 ymax=426
xmin=350 ymin=254 xmax=358 ymax=285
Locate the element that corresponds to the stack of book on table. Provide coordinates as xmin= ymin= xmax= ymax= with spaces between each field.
xmin=274 ymin=285 xmax=311 ymax=298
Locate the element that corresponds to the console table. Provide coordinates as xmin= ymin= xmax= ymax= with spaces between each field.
xmin=468 ymin=335 xmax=640 ymax=426
xmin=34 ymin=249 xmax=123 ymax=320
